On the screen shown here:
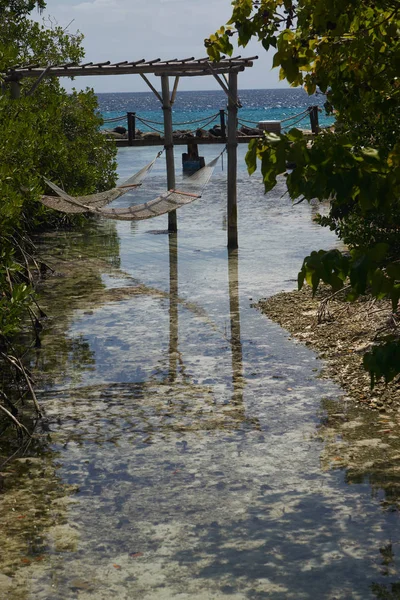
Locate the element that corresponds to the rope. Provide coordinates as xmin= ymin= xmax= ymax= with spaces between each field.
xmin=135 ymin=116 xmax=164 ymax=126
xmin=237 ymin=118 xmax=260 ymax=128
xmin=281 ymin=111 xmax=310 ymax=130
xmin=135 ymin=116 xmax=164 ymax=134
xmin=281 ymin=107 xmax=311 ymax=123
xmin=237 ymin=116 xmax=264 ymax=126
xmin=187 ymin=113 xmax=220 ymax=131
xmin=136 ymin=111 xmax=221 ymax=127
xmin=172 ymin=112 xmax=220 ymax=127
xmin=102 ymin=115 xmax=127 ymax=124
xmin=102 ymin=107 xmax=313 ymax=130
xmin=236 ymin=107 xmax=312 ymax=128
xmin=136 ymin=113 xmax=221 ymax=136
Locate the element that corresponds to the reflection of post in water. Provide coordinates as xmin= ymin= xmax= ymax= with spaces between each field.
xmin=168 ymin=232 xmax=178 ymax=383
xmin=228 ymin=248 xmax=244 ymax=405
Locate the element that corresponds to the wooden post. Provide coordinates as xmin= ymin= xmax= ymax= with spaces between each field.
xmin=309 ymin=105 xmax=320 ymax=134
xmin=227 ymin=72 xmax=238 ymax=249
xmin=220 ymin=109 xmax=226 ymax=138
xmin=168 ymin=232 xmax=178 ymax=383
xmin=228 ymin=248 xmax=244 ymax=407
xmin=161 ymin=74 xmax=177 ymax=233
xmin=127 ymin=111 xmax=136 ymax=145
xmin=10 ymin=80 xmax=21 ymax=99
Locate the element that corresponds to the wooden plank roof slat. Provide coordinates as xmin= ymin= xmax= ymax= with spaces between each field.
xmin=92 ymin=61 xmax=111 ymax=67
xmin=156 ymin=68 xmax=246 ymax=77
xmin=127 ymin=59 xmax=146 ymax=66
xmin=5 ymin=56 xmax=256 ymax=80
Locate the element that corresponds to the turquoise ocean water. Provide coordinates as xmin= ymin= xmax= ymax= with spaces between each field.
xmin=97 ymin=88 xmax=334 ymax=133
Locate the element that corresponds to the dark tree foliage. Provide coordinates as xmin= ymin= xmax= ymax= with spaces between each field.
xmin=0 ymin=1 xmax=117 ymax=341
xmin=206 ymin=0 xmax=400 ymax=385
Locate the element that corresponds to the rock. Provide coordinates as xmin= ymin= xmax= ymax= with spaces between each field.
xmin=102 ymin=129 xmax=126 ymax=139
xmin=47 ymin=524 xmax=79 ymax=552
xmin=112 ymin=126 xmax=127 ymax=135
xmin=209 ymin=125 xmax=223 ymax=137
xmin=173 ymin=129 xmax=194 ymax=139
xmin=70 ymin=578 xmax=95 ymax=591
xmin=142 ymin=132 xmax=161 ymax=140
xmin=196 ymin=128 xmax=208 ymax=138
xmin=239 ymin=125 xmax=262 ymax=136
xmin=0 ymin=574 xmax=13 ymax=593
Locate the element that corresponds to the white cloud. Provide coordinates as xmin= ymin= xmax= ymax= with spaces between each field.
xmin=37 ymin=0 xmax=286 ymax=92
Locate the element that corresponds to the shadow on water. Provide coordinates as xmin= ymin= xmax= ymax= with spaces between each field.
xmin=2 ymin=147 xmax=400 ymax=599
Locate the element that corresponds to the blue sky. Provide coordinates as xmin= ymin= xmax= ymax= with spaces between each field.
xmin=37 ymin=0 xmax=288 ymax=92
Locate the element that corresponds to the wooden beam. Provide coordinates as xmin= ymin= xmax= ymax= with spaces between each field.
xmin=207 ymin=62 xmax=242 ymax=108
xmin=227 ymin=71 xmax=238 ymax=249
xmin=228 ymin=248 xmax=243 ymax=404
xmin=170 ymin=76 xmax=180 ymax=105
xmin=161 ymin=75 xmax=177 ymax=233
xmin=168 ymin=233 xmax=178 ymax=382
xmin=5 ymin=58 xmax=255 ymax=81
xmin=139 ymin=73 xmax=163 ymax=103
xmin=25 ymin=65 xmax=52 ymax=96
xmin=155 ymin=68 xmax=245 ymax=77
xmin=10 ymin=80 xmax=21 ymax=99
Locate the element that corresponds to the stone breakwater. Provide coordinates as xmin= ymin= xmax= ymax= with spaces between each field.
xmin=101 ymin=124 xmax=264 ymax=142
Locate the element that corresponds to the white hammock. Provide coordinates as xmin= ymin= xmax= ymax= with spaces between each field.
xmin=40 ymin=152 xmax=162 ymax=214
xmin=41 ymin=153 xmax=222 ymax=221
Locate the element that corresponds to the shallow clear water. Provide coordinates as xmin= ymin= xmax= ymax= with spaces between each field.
xmin=3 ymin=146 xmax=400 ymax=600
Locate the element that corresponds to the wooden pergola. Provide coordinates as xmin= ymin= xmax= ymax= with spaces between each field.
xmin=5 ymin=56 xmax=257 ymax=248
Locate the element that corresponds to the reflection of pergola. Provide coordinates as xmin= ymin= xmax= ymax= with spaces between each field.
xmin=5 ymin=56 xmax=257 ymax=248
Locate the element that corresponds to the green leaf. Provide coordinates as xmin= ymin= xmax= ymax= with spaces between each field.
xmin=386 ymin=263 xmax=400 ymax=281
xmin=364 ymin=341 xmax=400 ymax=387
xmin=245 ymin=140 xmax=258 ymax=175
xmin=361 ymin=147 xmax=380 ymax=160
xmin=368 ymin=243 xmax=389 ymax=262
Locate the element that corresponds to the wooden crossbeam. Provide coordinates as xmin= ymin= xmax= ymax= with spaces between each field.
xmin=170 ymin=76 xmax=180 ymax=105
xmin=140 ymin=73 xmax=163 ymax=103
xmin=155 ymin=68 xmax=246 ymax=77
xmin=5 ymin=57 xmax=256 ymax=81
xmin=127 ymin=59 xmax=146 ymax=66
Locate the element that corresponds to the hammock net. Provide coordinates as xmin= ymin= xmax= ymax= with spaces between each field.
xmin=41 ymin=153 xmax=221 ymax=221
xmin=40 ymin=153 xmax=161 ymax=214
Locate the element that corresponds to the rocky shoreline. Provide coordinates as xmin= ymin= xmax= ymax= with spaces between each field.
xmin=101 ymin=123 xmax=266 ymax=142
xmin=257 ymin=286 xmax=400 ymax=412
